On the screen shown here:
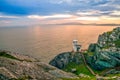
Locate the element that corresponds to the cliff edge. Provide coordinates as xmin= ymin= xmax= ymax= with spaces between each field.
xmin=0 ymin=51 xmax=77 ymax=80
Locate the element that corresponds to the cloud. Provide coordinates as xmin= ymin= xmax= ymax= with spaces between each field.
xmin=0 ymin=0 xmax=120 ymax=27
xmin=0 ymin=15 xmax=19 ymax=18
xmin=110 ymin=11 xmax=120 ymax=16
xmin=0 ymin=0 xmax=120 ymax=16
xmin=27 ymin=14 xmax=101 ymax=21
xmin=73 ymin=17 xmax=100 ymax=21
xmin=50 ymin=0 xmax=73 ymax=4
xmin=27 ymin=14 xmax=72 ymax=19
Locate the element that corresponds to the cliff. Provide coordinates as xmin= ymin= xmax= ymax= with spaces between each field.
xmin=0 ymin=51 xmax=77 ymax=80
xmin=86 ymin=27 xmax=120 ymax=71
xmin=50 ymin=27 xmax=120 ymax=79
xmin=49 ymin=52 xmax=84 ymax=69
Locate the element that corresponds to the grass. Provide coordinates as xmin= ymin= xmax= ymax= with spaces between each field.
xmin=62 ymin=76 xmax=96 ymax=80
xmin=106 ymin=31 xmax=112 ymax=36
xmin=87 ymin=51 xmax=94 ymax=56
xmin=92 ymin=68 xmax=105 ymax=75
xmin=114 ymin=40 xmax=120 ymax=48
xmin=62 ymin=62 xmax=93 ymax=76
xmin=101 ymin=41 xmax=110 ymax=49
xmin=106 ymin=73 xmax=120 ymax=77
xmin=0 ymin=51 xmax=21 ymax=61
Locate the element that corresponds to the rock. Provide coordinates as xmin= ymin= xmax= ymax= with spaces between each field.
xmin=88 ymin=43 xmax=100 ymax=53
xmin=49 ymin=27 xmax=120 ymax=79
xmin=0 ymin=67 xmax=17 ymax=79
xmin=87 ymin=51 xmax=120 ymax=70
xmin=0 ymin=51 xmax=77 ymax=80
xmin=0 ymin=74 xmax=10 ymax=80
xmin=48 ymin=69 xmax=78 ymax=79
xmin=79 ymin=73 xmax=90 ymax=78
xmin=87 ymin=27 xmax=120 ymax=70
xmin=49 ymin=52 xmax=83 ymax=69
xmin=71 ymin=68 xmax=77 ymax=73
xmin=105 ymin=69 xmax=120 ymax=75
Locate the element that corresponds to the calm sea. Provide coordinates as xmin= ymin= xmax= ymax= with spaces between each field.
xmin=0 ymin=25 xmax=116 ymax=62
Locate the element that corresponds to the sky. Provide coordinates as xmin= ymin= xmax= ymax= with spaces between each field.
xmin=0 ymin=0 xmax=120 ymax=27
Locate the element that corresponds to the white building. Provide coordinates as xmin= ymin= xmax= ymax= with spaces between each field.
xmin=72 ymin=40 xmax=81 ymax=52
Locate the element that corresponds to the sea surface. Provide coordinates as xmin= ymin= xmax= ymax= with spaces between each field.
xmin=0 ymin=25 xmax=116 ymax=62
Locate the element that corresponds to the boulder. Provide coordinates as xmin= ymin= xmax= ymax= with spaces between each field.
xmin=49 ymin=52 xmax=83 ymax=69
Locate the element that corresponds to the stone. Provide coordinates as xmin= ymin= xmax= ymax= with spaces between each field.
xmin=71 ymin=68 xmax=77 ymax=72
xmin=87 ymin=27 xmax=120 ymax=70
xmin=0 ymin=51 xmax=77 ymax=80
xmin=49 ymin=52 xmax=83 ymax=69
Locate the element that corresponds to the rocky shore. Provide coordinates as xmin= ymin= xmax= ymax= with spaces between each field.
xmin=0 ymin=50 xmax=78 ymax=80
xmin=86 ymin=27 xmax=120 ymax=71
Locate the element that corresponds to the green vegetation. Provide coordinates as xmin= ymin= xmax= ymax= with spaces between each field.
xmin=62 ymin=76 xmax=96 ymax=80
xmin=106 ymin=31 xmax=112 ymax=36
xmin=0 ymin=51 xmax=21 ymax=61
xmin=102 ymin=44 xmax=110 ymax=49
xmin=87 ymin=51 xmax=94 ymax=56
xmin=106 ymin=73 xmax=120 ymax=77
xmin=114 ymin=40 xmax=120 ymax=48
xmin=88 ymin=63 xmax=113 ymax=76
xmin=92 ymin=68 xmax=105 ymax=75
xmin=63 ymin=62 xmax=93 ymax=76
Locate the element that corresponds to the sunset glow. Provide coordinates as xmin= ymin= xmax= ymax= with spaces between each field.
xmin=0 ymin=0 xmax=120 ymax=27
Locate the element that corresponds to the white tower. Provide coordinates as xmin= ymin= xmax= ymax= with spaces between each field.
xmin=73 ymin=40 xmax=81 ymax=52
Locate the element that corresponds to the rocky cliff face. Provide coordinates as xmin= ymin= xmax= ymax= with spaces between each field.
xmin=49 ymin=52 xmax=93 ymax=78
xmin=49 ymin=52 xmax=84 ymax=69
xmin=50 ymin=27 xmax=120 ymax=79
xmin=0 ymin=51 xmax=77 ymax=80
xmin=87 ymin=27 xmax=120 ymax=70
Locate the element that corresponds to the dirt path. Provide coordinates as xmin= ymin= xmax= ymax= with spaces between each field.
xmin=80 ymin=53 xmax=96 ymax=76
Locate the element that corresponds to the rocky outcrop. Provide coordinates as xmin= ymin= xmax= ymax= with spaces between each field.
xmin=50 ymin=27 xmax=120 ymax=71
xmin=49 ymin=52 xmax=84 ymax=69
xmin=49 ymin=27 xmax=120 ymax=79
xmin=98 ymin=27 xmax=120 ymax=48
xmin=87 ymin=51 xmax=120 ymax=70
xmin=87 ymin=27 xmax=120 ymax=70
xmin=0 ymin=51 xmax=77 ymax=80
xmin=104 ymin=68 xmax=120 ymax=76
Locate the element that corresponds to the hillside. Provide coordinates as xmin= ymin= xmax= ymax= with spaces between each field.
xmin=50 ymin=27 xmax=120 ymax=80
xmin=0 ymin=51 xmax=78 ymax=80
xmin=86 ymin=27 xmax=120 ymax=76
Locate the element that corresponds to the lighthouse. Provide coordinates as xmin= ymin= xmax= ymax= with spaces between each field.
xmin=72 ymin=40 xmax=81 ymax=52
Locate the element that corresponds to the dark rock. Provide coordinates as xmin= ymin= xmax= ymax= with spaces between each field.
xmin=49 ymin=52 xmax=83 ymax=69
xmin=103 ymin=68 xmax=120 ymax=76
xmin=88 ymin=43 xmax=100 ymax=53
xmin=0 ymin=74 xmax=10 ymax=80
xmin=87 ymin=27 xmax=120 ymax=70
xmin=87 ymin=51 xmax=120 ymax=70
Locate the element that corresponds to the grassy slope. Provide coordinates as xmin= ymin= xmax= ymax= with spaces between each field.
xmin=62 ymin=62 xmax=96 ymax=80
xmin=0 ymin=51 xmax=21 ymax=61
xmin=114 ymin=40 xmax=120 ymax=48
xmin=62 ymin=77 xmax=96 ymax=80
xmin=62 ymin=62 xmax=93 ymax=76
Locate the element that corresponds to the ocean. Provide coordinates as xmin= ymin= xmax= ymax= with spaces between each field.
xmin=0 ymin=25 xmax=116 ymax=62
